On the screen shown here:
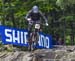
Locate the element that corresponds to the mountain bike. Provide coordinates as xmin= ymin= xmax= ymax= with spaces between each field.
xmin=27 ymin=18 xmax=41 ymax=51
xmin=27 ymin=18 xmax=48 ymax=51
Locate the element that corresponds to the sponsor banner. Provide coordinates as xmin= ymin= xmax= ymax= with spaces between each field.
xmin=0 ymin=26 xmax=53 ymax=48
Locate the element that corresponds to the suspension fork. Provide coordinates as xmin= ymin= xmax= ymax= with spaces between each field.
xmin=33 ymin=29 xmax=39 ymax=47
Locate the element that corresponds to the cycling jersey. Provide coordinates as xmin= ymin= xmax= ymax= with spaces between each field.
xmin=28 ymin=12 xmax=41 ymax=21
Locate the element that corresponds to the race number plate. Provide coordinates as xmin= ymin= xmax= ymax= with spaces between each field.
xmin=35 ymin=24 xmax=40 ymax=29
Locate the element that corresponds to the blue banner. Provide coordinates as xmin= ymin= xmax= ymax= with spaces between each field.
xmin=0 ymin=26 xmax=53 ymax=48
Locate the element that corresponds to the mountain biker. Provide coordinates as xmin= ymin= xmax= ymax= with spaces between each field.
xmin=25 ymin=5 xmax=49 ymax=43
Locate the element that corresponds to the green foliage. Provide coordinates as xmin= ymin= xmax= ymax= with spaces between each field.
xmin=0 ymin=0 xmax=75 ymax=45
xmin=56 ymin=0 xmax=75 ymax=9
xmin=66 ymin=35 xmax=71 ymax=45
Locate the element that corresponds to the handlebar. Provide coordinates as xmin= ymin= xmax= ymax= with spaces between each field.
xmin=26 ymin=18 xmax=49 ymax=26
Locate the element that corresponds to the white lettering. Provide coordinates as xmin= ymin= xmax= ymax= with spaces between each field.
xmin=20 ymin=32 xmax=24 ymax=43
xmin=5 ymin=29 xmax=12 ymax=42
xmin=38 ymin=35 xmax=50 ymax=48
xmin=24 ymin=32 xmax=28 ymax=44
xmin=40 ymin=35 xmax=44 ymax=46
xmin=45 ymin=37 xmax=49 ymax=48
xmin=43 ymin=38 xmax=46 ymax=47
xmin=13 ymin=30 xmax=20 ymax=43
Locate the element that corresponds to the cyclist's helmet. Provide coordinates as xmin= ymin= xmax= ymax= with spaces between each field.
xmin=32 ymin=5 xmax=39 ymax=13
